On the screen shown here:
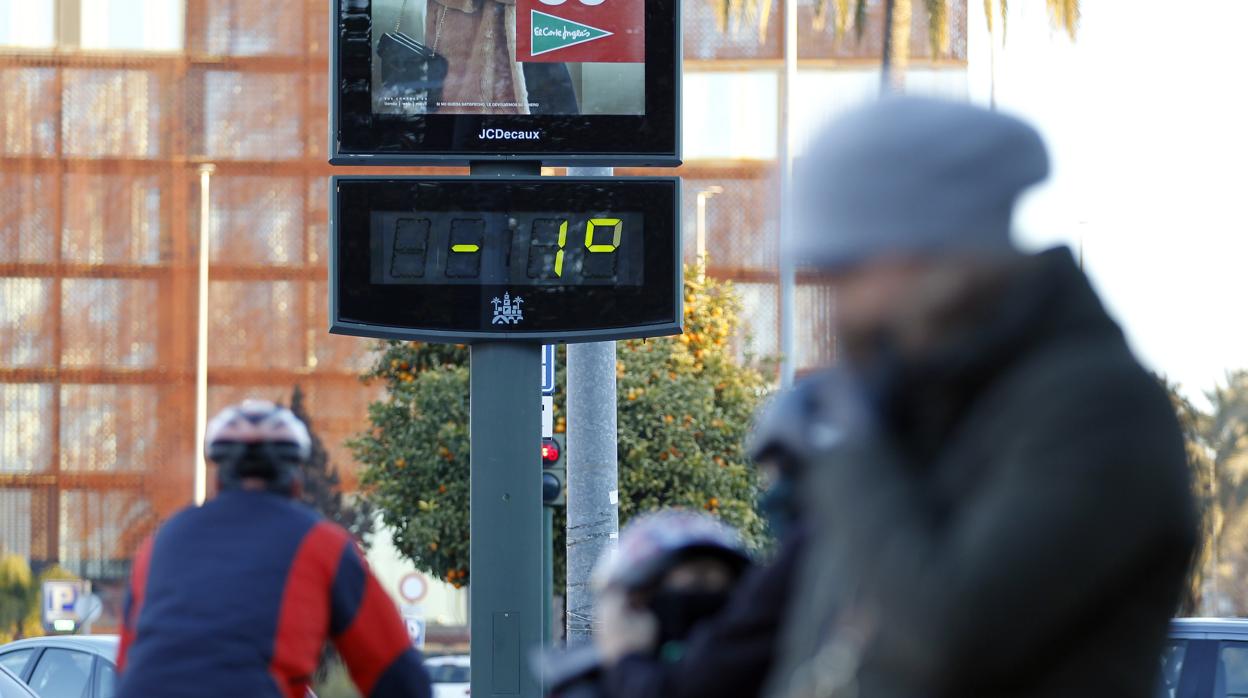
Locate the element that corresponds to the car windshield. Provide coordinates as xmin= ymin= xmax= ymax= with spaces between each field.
xmin=426 ymin=663 xmax=469 ymax=684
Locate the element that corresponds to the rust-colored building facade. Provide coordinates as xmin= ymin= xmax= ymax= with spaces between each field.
xmin=0 ymin=0 xmax=966 ymax=631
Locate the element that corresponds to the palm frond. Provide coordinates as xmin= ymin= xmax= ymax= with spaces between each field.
xmin=853 ymin=0 xmax=868 ymax=40
xmin=984 ymin=0 xmax=1008 ymax=42
xmin=812 ymin=0 xmax=867 ymax=41
xmin=714 ymin=0 xmax=730 ymax=32
xmin=925 ymin=0 xmax=950 ymax=57
xmin=755 ymin=0 xmax=773 ymax=43
xmin=1047 ymin=0 xmax=1079 ymax=40
xmin=888 ymin=0 xmax=913 ymax=91
xmin=813 ymin=0 xmax=831 ymax=32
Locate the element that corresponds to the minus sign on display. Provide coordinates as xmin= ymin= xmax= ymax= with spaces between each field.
xmin=452 ymin=245 xmax=480 ymax=252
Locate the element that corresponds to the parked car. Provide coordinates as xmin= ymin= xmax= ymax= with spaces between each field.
xmin=0 ymin=664 xmax=39 ymax=698
xmin=0 ymin=635 xmax=119 ymax=698
xmin=1160 ymin=618 xmax=1248 ymax=698
xmin=425 ymin=654 xmax=469 ymax=698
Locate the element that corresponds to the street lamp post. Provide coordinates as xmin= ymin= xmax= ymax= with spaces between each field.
xmin=779 ymin=0 xmax=798 ymax=386
xmin=193 ymin=164 xmax=215 ymax=506
xmin=695 ymin=186 xmax=723 ymax=279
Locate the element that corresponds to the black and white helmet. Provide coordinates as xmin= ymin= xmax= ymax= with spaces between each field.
xmin=592 ymin=510 xmax=751 ymax=593
xmin=205 ymin=400 xmax=311 ymax=491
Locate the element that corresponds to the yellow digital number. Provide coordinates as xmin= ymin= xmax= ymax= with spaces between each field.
xmin=555 ymin=221 xmax=568 ymax=277
xmin=585 ymin=218 xmax=622 ymax=253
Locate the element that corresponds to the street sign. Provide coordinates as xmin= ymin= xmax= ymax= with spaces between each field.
xmin=330 ymin=176 xmax=682 ymax=343
xmin=398 ymin=572 xmax=429 ymax=605
xmin=400 ymin=605 xmax=427 ymax=649
xmin=541 ymin=344 xmax=556 ymax=396
xmin=42 ymin=580 xmax=89 ymax=633
xmin=331 ymin=0 xmax=680 ymax=165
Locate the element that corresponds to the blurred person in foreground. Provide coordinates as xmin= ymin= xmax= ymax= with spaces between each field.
xmin=116 ymin=400 xmax=432 ymax=698
xmin=766 ymin=97 xmax=1198 ymax=698
xmin=546 ymin=510 xmax=753 ymax=698
xmin=576 ymin=377 xmax=842 ymax=698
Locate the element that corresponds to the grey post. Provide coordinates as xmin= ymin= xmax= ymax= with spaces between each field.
xmin=471 ymin=342 xmax=543 ymax=698
xmin=565 ymin=340 xmax=619 ymax=641
xmin=562 ymin=182 xmax=620 ymax=641
xmin=779 ymin=0 xmax=798 ymax=387
xmin=469 ymin=161 xmax=544 ymax=698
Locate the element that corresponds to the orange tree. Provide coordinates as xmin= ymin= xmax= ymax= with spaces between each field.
xmin=349 ymin=268 xmax=773 ymax=588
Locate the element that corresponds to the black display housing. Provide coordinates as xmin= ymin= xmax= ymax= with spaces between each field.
xmin=330 ymin=176 xmax=682 ymax=343
xmin=330 ymin=0 xmax=681 ymax=166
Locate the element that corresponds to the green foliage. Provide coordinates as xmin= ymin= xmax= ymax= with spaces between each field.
xmin=350 ymin=268 xmax=772 ymax=590
xmin=290 ymin=386 xmax=376 ymax=548
xmin=1204 ymin=372 xmax=1248 ymax=612
xmin=0 ymin=563 xmax=81 ymax=642
xmin=351 ymin=345 xmax=471 ymax=588
xmin=615 ymin=272 xmax=772 ymax=547
xmin=1164 ymin=371 xmax=1248 ymax=615
xmin=1163 ymin=377 xmax=1214 ymax=615
xmin=985 ymin=0 xmax=1081 ymax=41
xmin=312 ymin=656 xmax=362 ymax=698
xmin=0 ymin=554 xmax=35 ymax=642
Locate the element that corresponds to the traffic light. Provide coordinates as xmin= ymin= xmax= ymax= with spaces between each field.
xmin=542 ymin=435 xmax=566 ymax=506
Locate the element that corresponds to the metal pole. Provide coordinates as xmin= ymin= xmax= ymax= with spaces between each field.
xmin=779 ymin=0 xmax=798 ymax=387
xmin=466 ymin=160 xmax=544 ymax=698
xmin=470 ymin=341 xmax=544 ymax=698
xmin=564 ymin=340 xmax=618 ymax=642
xmin=696 ymin=186 xmax=723 ymax=280
xmin=543 ymin=505 xmax=554 ymax=644
xmin=560 ymin=165 xmax=619 ymax=641
xmin=194 ymin=164 xmax=214 ymax=505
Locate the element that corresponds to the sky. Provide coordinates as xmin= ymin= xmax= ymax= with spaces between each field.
xmin=965 ymin=0 xmax=1248 ymax=407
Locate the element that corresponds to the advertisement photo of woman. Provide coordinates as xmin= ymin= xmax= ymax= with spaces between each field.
xmin=371 ymin=0 xmax=643 ymax=116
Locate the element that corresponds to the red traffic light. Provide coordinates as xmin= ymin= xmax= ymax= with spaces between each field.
xmin=541 ymin=437 xmax=560 ymax=464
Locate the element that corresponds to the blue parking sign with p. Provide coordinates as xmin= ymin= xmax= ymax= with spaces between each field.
xmin=43 ymin=580 xmax=86 ymax=632
xmin=45 ymin=581 xmax=77 ymax=613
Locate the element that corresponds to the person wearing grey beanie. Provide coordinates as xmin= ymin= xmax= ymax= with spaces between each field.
xmin=766 ymin=97 xmax=1197 ymax=698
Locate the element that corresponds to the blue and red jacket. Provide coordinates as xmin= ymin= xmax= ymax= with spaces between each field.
xmin=116 ymin=490 xmax=432 ymax=698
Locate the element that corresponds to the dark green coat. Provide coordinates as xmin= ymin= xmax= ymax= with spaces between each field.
xmin=770 ymin=248 xmax=1198 ymax=698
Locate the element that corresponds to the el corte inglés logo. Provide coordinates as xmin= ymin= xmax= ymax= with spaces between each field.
xmin=530 ymin=10 xmax=613 ymax=56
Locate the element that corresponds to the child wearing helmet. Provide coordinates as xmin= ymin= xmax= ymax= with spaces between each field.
xmin=577 ymin=371 xmax=844 ymax=698
xmin=546 ymin=510 xmax=753 ymax=698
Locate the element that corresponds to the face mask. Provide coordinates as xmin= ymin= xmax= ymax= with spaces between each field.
xmin=760 ymin=476 xmax=800 ymax=541
xmin=648 ymin=589 xmax=732 ymax=648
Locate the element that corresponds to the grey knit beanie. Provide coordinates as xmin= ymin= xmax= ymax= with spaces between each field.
xmin=789 ymin=96 xmax=1050 ymax=270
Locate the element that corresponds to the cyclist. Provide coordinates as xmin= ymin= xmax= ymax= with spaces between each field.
xmin=116 ymin=400 xmax=431 ymax=698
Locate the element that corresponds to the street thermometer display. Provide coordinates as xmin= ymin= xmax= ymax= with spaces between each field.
xmin=331 ymin=176 xmax=681 ymax=343
xmin=371 ymin=211 xmax=644 ymax=286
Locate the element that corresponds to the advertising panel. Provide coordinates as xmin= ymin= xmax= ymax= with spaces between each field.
xmin=333 ymin=0 xmax=679 ymax=165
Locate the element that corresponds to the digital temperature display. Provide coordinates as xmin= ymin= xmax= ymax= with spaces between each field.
xmin=371 ymin=211 xmax=644 ymax=287
xmin=332 ymin=176 xmax=681 ymax=343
